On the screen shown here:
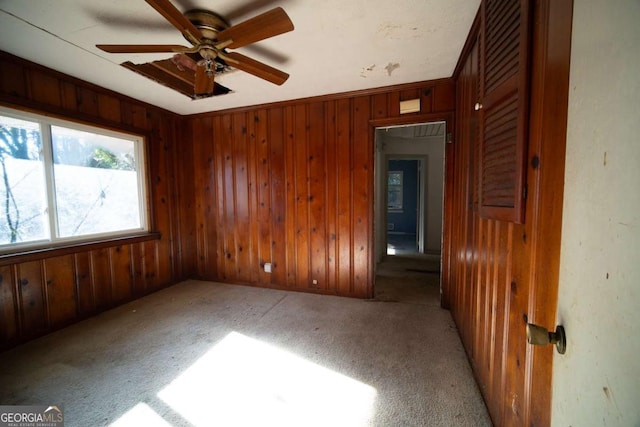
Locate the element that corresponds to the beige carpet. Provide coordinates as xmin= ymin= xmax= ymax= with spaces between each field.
xmin=0 ymin=257 xmax=490 ymax=426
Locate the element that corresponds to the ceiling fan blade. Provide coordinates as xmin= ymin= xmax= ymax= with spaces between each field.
xmin=144 ymin=0 xmax=203 ymax=44
xmin=97 ymin=44 xmax=191 ymax=53
xmin=220 ymin=52 xmax=289 ymax=85
xmin=194 ymin=63 xmax=215 ymax=95
xmin=215 ymin=7 xmax=293 ymax=49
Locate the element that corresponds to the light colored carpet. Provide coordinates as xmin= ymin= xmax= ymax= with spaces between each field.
xmin=0 ymin=262 xmax=491 ymax=426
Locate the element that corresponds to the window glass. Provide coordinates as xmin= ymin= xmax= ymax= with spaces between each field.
xmin=0 ymin=116 xmax=49 ymax=245
xmin=51 ymin=126 xmax=142 ymax=238
xmin=387 ymin=171 xmax=403 ymax=211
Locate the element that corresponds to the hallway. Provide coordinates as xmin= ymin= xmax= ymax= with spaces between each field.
xmin=375 ymin=254 xmax=442 ymax=304
xmin=386 ymin=233 xmax=419 ymax=255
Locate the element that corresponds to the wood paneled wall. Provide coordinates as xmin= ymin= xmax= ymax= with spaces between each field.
xmin=0 ymin=51 xmax=194 ymax=350
xmin=445 ymin=1 xmax=572 ymax=425
xmin=187 ymin=81 xmax=455 ymax=297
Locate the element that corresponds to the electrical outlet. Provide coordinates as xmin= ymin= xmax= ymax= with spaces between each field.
xmin=312 ymin=279 xmax=318 ymax=285
xmin=264 ymin=263 xmax=272 ymax=273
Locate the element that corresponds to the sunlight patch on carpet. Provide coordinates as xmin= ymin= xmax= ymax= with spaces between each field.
xmin=156 ymin=331 xmax=377 ymax=426
xmin=110 ymin=403 xmax=172 ymax=427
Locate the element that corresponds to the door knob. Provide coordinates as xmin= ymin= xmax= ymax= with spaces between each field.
xmin=526 ymin=323 xmax=566 ymax=354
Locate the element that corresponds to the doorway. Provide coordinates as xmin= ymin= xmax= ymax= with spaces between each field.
xmin=386 ymin=158 xmax=423 ymax=255
xmin=373 ymin=121 xmax=446 ymax=303
xmin=374 ymin=121 xmax=446 ymax=262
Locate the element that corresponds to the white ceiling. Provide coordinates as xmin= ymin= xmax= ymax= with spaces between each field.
xmin=379 ymin=122 xmax=446 ymax=139
xmin=0 ymin=0 xmax=479 ymax=115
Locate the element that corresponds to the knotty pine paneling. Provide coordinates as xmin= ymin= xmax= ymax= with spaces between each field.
xmin=268 ymin=107 xmax=288 ymax=287
xmin=110 ymin=245 xmax=133 ymax=304
xmin=446 ymin=1 xmax=571 ymax=425
xmin=450 ymin=10 xmax=518 ymax=425
xmin=187 ymin=80 xmax=454 ymax=297
xmin=16 ymin=261 xmax=47 ymax=338
xmin=0 ymin=266 xmax=18 ymax=343
xmin=252 ymin=109 xmax=272 ymax=286
xmin=43 ymin=255 xmax=77 ymax=329
xmin=335 ymin=98 xmax=354 ymax=295
xmin=90 ymin=248 xmax=113 ymax=311
xmin=74 ymin=252 xmax=94 ymax=316
xmin=0 ymin=51 xmax=192 ymax=350
xmin=451 ymin=29 xmax=520 ymax=420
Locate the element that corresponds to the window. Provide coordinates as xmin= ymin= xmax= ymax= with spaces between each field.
xmin=387 ymin=171 xmax=403 ymax=212
xmin=0 ymin=107 xmax=148 ymax=250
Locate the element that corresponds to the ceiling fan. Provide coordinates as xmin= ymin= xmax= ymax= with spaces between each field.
xmin=96 ymin=0 xmax=294 ymax=99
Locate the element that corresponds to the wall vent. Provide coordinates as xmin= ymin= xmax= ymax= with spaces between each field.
xmin=400 ymin=98 xmax=420 ymax=114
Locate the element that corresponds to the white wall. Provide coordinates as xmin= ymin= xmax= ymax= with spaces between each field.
xmin=552 ymin=1 xmax=640 ymax=425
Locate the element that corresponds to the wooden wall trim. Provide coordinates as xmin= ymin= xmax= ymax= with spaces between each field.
xmin=453 ymin=5 xmax=482 ymax=80
xmin=369 ymin=112 xmax=453 ymax=128
xmin=0 ymin=97 xmax=156 ymax=137
xmin=0 ymin=50 xmax=180 ymax=120
xmin=0 ymin=233 xmax=161 ymax=267
xmin=187 ymin=78 xmax=455 ymax=118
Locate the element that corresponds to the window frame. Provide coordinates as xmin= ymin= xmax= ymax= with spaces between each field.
xmin=0 ymin=105 xmax=150 ymax=253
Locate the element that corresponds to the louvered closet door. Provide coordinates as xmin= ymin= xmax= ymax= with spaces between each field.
xmin=478 ymin=0 xmax=531 ymax=223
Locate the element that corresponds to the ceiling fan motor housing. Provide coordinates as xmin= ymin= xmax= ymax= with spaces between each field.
xmin=184 ymin=10 xmax=229 ymax=41
xmin=184 ymin=10 xmax=231 ymax=67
